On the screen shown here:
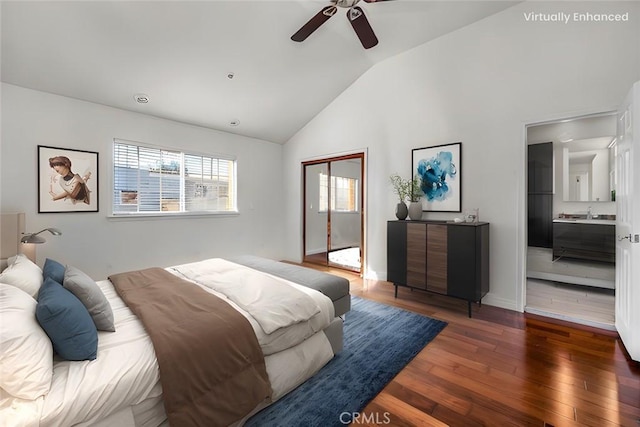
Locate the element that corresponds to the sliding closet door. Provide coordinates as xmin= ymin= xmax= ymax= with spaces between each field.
xmin=303 ymin=153 xmax=364 ymax=273
xmin=304 ymin=163 xmax=329 ymax=265
xmin=327 ymin=157 xmax=362 ymax=272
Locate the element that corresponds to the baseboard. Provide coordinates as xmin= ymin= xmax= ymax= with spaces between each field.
xmin=525 ymin=306 xmax=616 ymax=331
xmin=363 ymin=269 xmax=386 ymax=282
xmin=480 ymin=294 xmax=518 ymax=312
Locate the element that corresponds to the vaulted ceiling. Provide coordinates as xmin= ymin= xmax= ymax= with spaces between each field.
xmin=1 ymin=1 xmax=517 ymax=143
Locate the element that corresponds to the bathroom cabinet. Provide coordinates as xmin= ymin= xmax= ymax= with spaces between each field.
xmin=528 ymin=142 xmax=553 ymax=248
xmin=387 ymin=220 xmax=490 ymax=317
xmin=552 ymin=221 xmax=615 ymax=263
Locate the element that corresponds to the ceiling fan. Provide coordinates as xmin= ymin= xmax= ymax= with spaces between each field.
xmin=291 ymin=0 xmax=392 ymax=49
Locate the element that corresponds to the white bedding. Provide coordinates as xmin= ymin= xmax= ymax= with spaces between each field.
xmin=171 ymin=258 xmax=335 ymax=354
xmin=171 ymin=259 xmax=321 ymax=334
xmin=0 ymin=279 xmax=161 ymax=427
xmin=0 ymin=259 xmax=336 ymax=426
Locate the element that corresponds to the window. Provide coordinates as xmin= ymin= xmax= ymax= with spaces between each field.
xmin=319 ymin=173 xmax=359 ymax=212
xmin=112 ymin=140 xmax=236 ymax=215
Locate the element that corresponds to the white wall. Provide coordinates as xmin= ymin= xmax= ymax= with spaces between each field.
xmin=1 ymin=83 xmax=285 ymax=279
xmin=282 ymin=1 xmax=640 ymax=310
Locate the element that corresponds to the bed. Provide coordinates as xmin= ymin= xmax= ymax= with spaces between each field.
xmin=0 ymin=213 xmax=350 ymax=426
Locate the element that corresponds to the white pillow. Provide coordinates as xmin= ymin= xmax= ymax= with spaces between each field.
xmin=0 ymin=283 xmax=53 ymax=400
xmin=0 ymin=254 xmax=43 ymax=298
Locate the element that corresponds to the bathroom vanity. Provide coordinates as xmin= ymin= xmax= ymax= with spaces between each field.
xmin=552 ymin=218 xmax=615 ymax=263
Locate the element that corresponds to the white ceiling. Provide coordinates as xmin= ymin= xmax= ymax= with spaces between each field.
xmin=1 ymin=0 xmax=517 ymax=144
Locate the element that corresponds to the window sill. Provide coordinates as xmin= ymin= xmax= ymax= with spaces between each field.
xmin=107 ymin=211 xmax=240 ymax=221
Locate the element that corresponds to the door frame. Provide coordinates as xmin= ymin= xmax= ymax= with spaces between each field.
xmin=302 ymin=151 xmax=366 ymax=274
xmin=518 ymin=107 xmax=618 ymax=312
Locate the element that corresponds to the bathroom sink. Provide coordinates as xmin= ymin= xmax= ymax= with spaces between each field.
xmin=553 ymin=218 xmax=615 ymax=225
xmin=556 ymin=213 xmax=616 ymax=222
xmin=578 ymin=219 xmax=616 ymax=225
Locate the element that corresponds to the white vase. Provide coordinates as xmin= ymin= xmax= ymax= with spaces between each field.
xmin=408 ymin=202 xmax=422 ymax=220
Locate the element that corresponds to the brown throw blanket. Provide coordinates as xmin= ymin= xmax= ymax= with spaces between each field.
xmin=109 ymin=267 xmax=272 ymax=427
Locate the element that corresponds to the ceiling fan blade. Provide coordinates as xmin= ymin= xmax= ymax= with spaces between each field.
xmin=291 ymin=6 xmax=337 ymax=42
xmin=347 ymin=6 xmax=378 ymax=49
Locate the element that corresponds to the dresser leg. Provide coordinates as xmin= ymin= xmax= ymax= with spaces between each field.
xmin=468 ymin=301 xmax=472 ymax=318
xmin=394 ymin=285 xmax=398 ymax=298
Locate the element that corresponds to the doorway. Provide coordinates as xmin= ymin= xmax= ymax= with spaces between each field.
xmin=303 ymin=153 xmax=365 ymax=273
xmin=525 ymin=113 xmax=617 ymax=330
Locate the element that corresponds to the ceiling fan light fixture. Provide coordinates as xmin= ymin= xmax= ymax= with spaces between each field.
xmin=336 ymin=0 xmax=360 ymax=7
xmin=291 ymin=0 xmax=383 ymax=49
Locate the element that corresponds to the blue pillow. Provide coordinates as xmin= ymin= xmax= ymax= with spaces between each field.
xmin=43 ymin=258 xmax=65 ymax=284
xmin=36 ymin=277 xmax=98 ymax=361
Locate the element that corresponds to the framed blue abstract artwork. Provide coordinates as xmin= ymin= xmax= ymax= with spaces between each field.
xmin=411 ymin=142 xmax=462 ymax=212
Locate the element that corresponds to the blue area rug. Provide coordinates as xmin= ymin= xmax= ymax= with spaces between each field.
xmin=245 ymin=296 xmax=447 ymax=427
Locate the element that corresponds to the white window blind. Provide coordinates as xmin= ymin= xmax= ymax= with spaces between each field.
xmin=113 ymin=140 xmax=236 ymax=215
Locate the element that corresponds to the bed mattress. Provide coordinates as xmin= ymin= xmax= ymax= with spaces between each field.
xmin=1 ymin=259 xmax=340 ymax=426
xmin=225 ymin=255 xmax=351 ymax=316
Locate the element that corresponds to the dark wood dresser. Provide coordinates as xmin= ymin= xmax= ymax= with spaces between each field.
xmin=387 ymin=220 xmax=490 ymax=317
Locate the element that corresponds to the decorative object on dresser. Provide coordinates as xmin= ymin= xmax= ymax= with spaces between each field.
xmin=389 ymin=173 xmax=409 ymax=220
xmin=38 ymin=145 xmax=99 ymax=213
xmin=463 ymin=208 xmax=479 ymax=223
xmin=411 ymin=142 xmax=462 ymax=212
xmin=387 ymin=220 xmax=489 ymax=317
xmin=407 ymin=174 xmax=423 ymax=220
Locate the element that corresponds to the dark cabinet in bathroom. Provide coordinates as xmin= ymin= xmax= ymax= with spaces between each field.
xmin=528 ymin=142 xmax=553 ymax=248
xmin=552 ymin=222 xmax=615 ymax=263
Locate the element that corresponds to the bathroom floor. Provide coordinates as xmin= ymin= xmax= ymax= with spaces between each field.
xmin=526 ymin=247 xmax=615 ymax=330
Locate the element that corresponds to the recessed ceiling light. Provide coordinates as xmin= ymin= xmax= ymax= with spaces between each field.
xmin=227 ymin=72 xmax=235 ymax=80
xmin=229 ymin=119 xmax=240 ymax=126
xmin=134 ymin=93 xmax=150 ymax=104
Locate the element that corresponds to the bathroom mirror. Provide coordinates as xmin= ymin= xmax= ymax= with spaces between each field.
xmin=562 ymin=137 xmax=615 ymax=202
xmin=527 ymin=112 xmax=616 ymax=203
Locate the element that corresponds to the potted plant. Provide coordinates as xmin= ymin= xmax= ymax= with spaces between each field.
xmin=389 ymin=173 xmax=410 ymax=220
xmin=407 ymin=175 xmax=423 ymax=220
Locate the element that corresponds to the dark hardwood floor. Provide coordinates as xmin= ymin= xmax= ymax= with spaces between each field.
xmin=302 ymin=263 xmax=640 ymax=426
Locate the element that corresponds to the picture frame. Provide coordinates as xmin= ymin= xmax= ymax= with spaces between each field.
xmin=411 ymin=142 xmax=462 ymax=212
xmin=38 ymin=145 xmax=99 ymax=213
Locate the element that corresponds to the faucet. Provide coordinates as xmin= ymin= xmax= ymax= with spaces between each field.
xmin=587 ymin=206 xmax=593 ymax=220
